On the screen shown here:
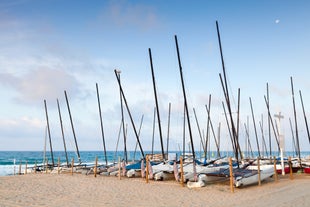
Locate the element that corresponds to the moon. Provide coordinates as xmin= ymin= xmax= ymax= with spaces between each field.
xmin=275 ymin=19 xmax=280 ymax=24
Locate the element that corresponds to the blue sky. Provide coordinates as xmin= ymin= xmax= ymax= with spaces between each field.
xmin=0 ymin=0 xmax=310 ymax=154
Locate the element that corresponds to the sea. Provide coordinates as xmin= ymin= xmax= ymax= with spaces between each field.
xmin=0 ymin=150 xmax=309 ymax=176
xmin=0 ymin=151 xmax=141 ymax=176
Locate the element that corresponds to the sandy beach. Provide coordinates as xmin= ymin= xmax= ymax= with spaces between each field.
xmin=0 ymin=173 xmax=309 ymax=207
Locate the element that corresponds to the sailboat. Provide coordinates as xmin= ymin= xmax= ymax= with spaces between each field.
xmin=234 ymin=163 xmax=274 ymax=187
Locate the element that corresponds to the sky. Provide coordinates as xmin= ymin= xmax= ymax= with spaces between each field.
xmin=0 ymin=0 xmax=310 ymax=154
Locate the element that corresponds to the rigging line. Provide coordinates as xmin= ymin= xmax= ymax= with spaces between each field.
xmin=133 ymin=114 xmax=144 ymax=161
xmin=113 ymin=120 xmax=123 ymax=165
xmin=43 ymin=125 xmax=47 ymax=165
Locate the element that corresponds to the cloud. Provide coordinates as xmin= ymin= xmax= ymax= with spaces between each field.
xmin=0 ymin=0 xmax=30 ymax=10
xmin=0 ymin=116 xmax=44 ymax=137
xmin=0 ymin=115 xmax=46 ymax=150
xmin=97 ymin=1 xmax=160 ymax=31
xmin=0 ymin=11 xmax=43 ymax=49
xmin=0 ymin=67 xmax=81 ymax=105
xmin=270 ymin=84 xmax=290 ymax=99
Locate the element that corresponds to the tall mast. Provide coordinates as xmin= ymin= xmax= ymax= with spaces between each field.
xmin=114 ymin=120 xmax=122 ymax=164
xmin=166 ymin=103 xmax=171 ymax=157
xmin=148 ymin=48 xmax=165 ymax=159
xmin=222 ymin=101 xmax=235 ymax=153
xmin=57 ymin=99 xmax=69 ymax=167
xmin=274 ymin=111 xmax=285 ymax=174
xmin=249 ymin=97 xmax=261 ymax=158
xmin=193 ymin=107 xmax=206 ymax=155
xmin=216 ymin=21 xmax=239 ymax=163
xmin=204 ymin=96 xmax=211 ymax=160
xmin=290 ymin=77 xmax=301 ymax=163
xmin=96 ymin=83 xmax=108 ymax=166
xmin=205 ymin=96 xmax=221 ymax=157
xmin=264 ymin=95 xmax=280 ymax=153
xmin=133 ymin=115 xmax=144 ymax=161
xmin=182 ymin=104 xmax=186 ymax=158
xmin=43 ymin=125 xmax=47 ymax=167
xmin=236 ymin=88 xmax=243 ymax=160
xmin=116 ymin=71 xmax=127 ymax=163
xmin=151 ymin=107 xmax=156 ymax=156
xmin=259 ymin=119 xmax=268 ymax=158
xmin=114 ymin=69 xmax=145 ymax=159
xmin=44 ymin=100 xmax=54 ymax=166
xmin=266 ymin=83 xmax=272 ymax=157
xmin=217 ymin=122 xmax=221 ymax=156
xmin=244 ymin=122 xmax=254 ymax=158
xmin=289 ymin=118 xmax=298 ymax=156
xmin=299 ymin=90 xmax=310 ymax=144
xmin=175 ymin=35 xmax=196 ymax=161
xmin=64 ymin=90 xmax=81 ymax=164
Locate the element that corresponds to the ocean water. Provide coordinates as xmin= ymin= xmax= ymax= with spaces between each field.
xmin=0 ymin=150 xmax=309 ymax=176
xmin=0 ymin=151 xmax=143 ymax=176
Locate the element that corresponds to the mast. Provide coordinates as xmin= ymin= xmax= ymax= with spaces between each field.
xmin=236 ymin=88 xmax=243 ymax=160
xmin=114 ymin=120 xmax=122 ymax=164
xmin=299 ymin=90 xmax=310 ymax=144
xmin=175 ymin=35 xmax=196 ymax=161
xmin=116 ymin=71 xmax=128 ymax=163
xmin=204 ymin=95 xmax=211 ymax=160
xmin=244 ymin=122 xmax=254 ymax=158
xmin=216 ymin=21 xmax=239 ymax=163
xmin=259 ymin=120 xmax=268 ymax=158
xmin=114 ymin=69 xmax=145 ymax=159
xmin=264 ymin=95 xmax=280 ymax=153
xmin=182 ymin=104 xmax=186 ymax=157
xmin=151 ymin=107 xmax=156 ymax=156
xmin=148 ymin=48 xmax=165 ymax=159
xmin=289 ymin=118 xmax=298 ymax=156
xmin=166 ymin=103 xmax=171 ymax=157
xmin=249 ymin=97 xmax=261 ymax=158
xmin=290 ymin=77 xmax=301 ymax=163
xmin=222 ymin=102 xmax=235 ymax=153
xmin=205 ymin=104 xmax=221 ymax=158
xmin=133 ymin=115 xmax=144 ymax=161
xmin=57 ymin=99 xmax=69 ymax=167
xmin=193 ymin=108 xmax=206 ymax=155
xmin=64 ymin=90 xmax=81 ymax=164
xmin=217 ymin=122 xmax=221 ymax=156
xmin=96 ymin=83 xmax=108 ymax=166
xmin=274 ymin=112 xmax=285 ymax=175
xmin=266 ymin=83 xmax=272 ymax=157
xmin=44 ymin=100 xmax=54 ymax=166
xmin=43 ymin=125 xmax=47 ymax=167
xmin=205 ymin=96 xmax=221 ymax=157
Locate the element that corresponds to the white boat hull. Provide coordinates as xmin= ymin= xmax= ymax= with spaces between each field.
xmin=234 ymin=165 xmax=274 ymax=187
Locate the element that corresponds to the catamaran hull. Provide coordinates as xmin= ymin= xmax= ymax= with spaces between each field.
xmin=154 ymin=171 xmax=175 ymax=181
xmin=235 ymin=166 xmax=274 ymax=188
xmin=127 ymin=169 xmax=141 ymax=178
xmin=303 ymin=167 xmax=310 ymax=174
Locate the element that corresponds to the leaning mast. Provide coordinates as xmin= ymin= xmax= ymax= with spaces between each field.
xmin=174 ymin=35 xmax=196 ymax=161
xmin=148 ymin=48 xmax=165 ymax=160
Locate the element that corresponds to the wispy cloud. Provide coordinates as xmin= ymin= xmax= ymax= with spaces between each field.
xmin=0 ymin=67 xmax=81 ymax=105
xmin=0 ymin=0 xmax=31 ymax=12
xmin=97 ymin=1 xmax=160 ymax=31
xmin=0 ymin=115 xmax=44 ymax=137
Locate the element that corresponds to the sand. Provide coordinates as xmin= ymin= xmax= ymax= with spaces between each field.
xmin=0 ymin=173 xmax=309 ymax=207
